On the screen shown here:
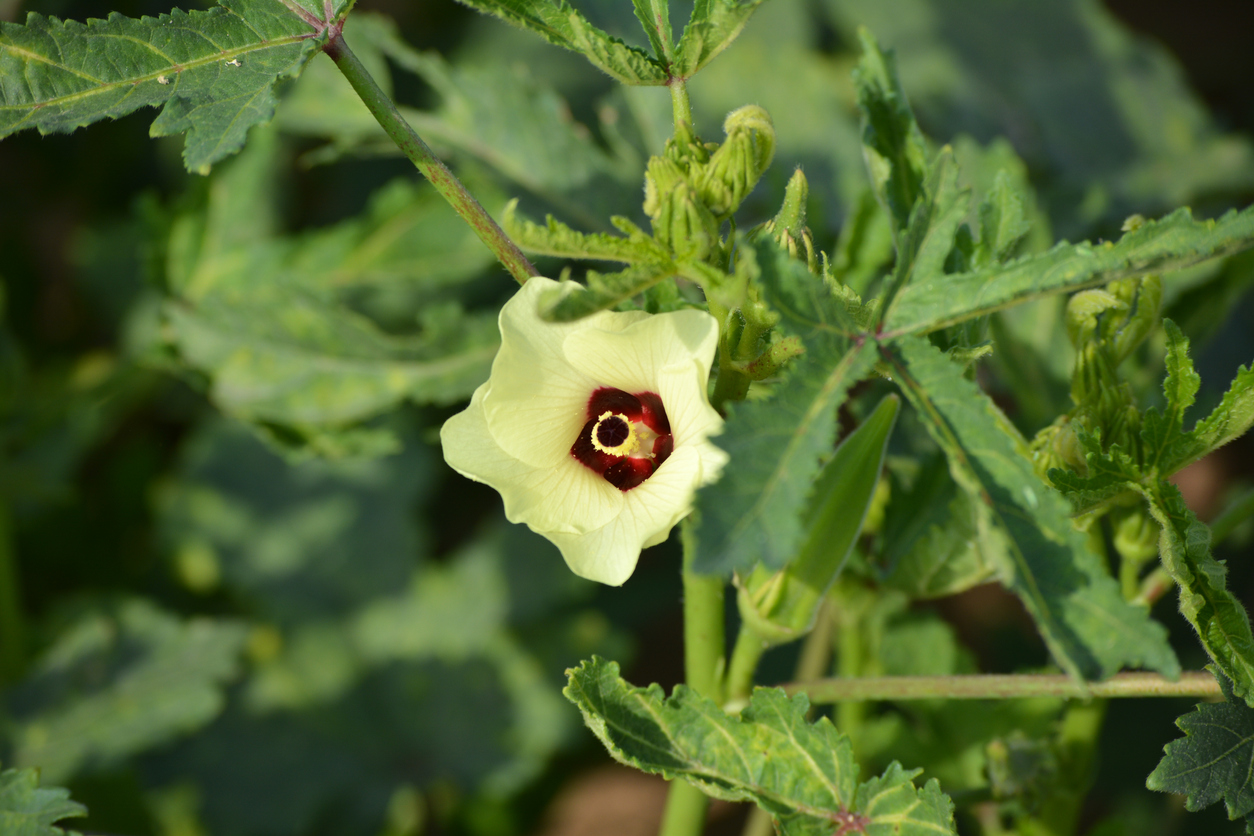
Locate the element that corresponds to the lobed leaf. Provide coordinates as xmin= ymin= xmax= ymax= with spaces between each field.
xmin=5 ymin=600 xmax=247 ymax=784
xmin=450 ymin=0 xmax=668 ymax=85
xmin=973 ymin=170 xmax=1033 ymax=269
xmin=885 ymin=335 xmax=1179 ymax=681
xmin=1167 ymin=360 xmax=1254 ymax=475
xmin=1147 ymin=674 xmax=1254 ymax=831
xmin=671 ymin=0 xmax=767 ymax=79
xmin=1139 ymin=483 xmax=1254 ymax=706
xmin=1140 ymin=319 xmax=1201 ymax=475
xmin=538 ymin=263 xmax=679 ymax=322
xmin=564 ymin=657 xmax=956 ymax=836
xmin=884 ymin=205 xmax=1254 ymax=336
xmin=877 ymin=147 xmax=969 ymax=318
xmin=852 ymin=27 xmax=930 ymax=244
xmin=694 ymin=241 xmax=874 ymax=575
xmin=879 ymin=456 xmax=998 ymax=599
xmin=502 ymin=201 xmax=669 ymax=263
xmin=0 ymin=766 xmax=86 ymax=836
xmin=0 ymin=0 xmax=334 ymax=173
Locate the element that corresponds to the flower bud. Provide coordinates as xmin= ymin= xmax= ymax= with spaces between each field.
xmin=694 ymin=105 xmax=776 ymax=218
xmin=650 ymin=178 xmax=720 ymax=260
xmin=752 ymin=169 xmax=819 ymax=273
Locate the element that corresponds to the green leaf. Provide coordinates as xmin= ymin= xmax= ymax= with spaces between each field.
xmin=671 ymin=0 xmax=767 ymax=79
xmin=161 ymin=130 xmax=499 ymax=442
xmin=166 ymin=266 xmax=499 ymax=424
xmin=1147 ymin=674 xmax=1254 ymax=829
xmin=0 ymin=766 xmax=86 ymax=836
xmin=156 ymin=419 xmax=433 ymax=621
xmin=630 ymin=0 xmax=670 ymax=66
xmin=1139 ymin=483 xmax=1254 ymax=706
xmin=1168 ymin=360 xmax=1254 ymax=475
xmin=450 ymin=0 xmax=668 ymax=85
xmin=5 ymin=600 xmax=247 ymax=784
xmin=885 ymin=334 xmax=1179 ymax=681
xmin=502 ymin=202 xmax=669 ymax=263
xmin=879 ymin=455 xmax=998 ymax=599
xmin=878 ymin=147 xmax=969 ymax=318
xmin=0 ymin=0 xmax=332 ymax=173
xmin=1141 ymin=319 xmax=1201 ymax=475
xmin=564 ymin=657 xmax=956 ymax=836
xmin=852 ymin=26 xmax=930 ymax=244
xmin=694 ymin=242 xmax=874 ymax=575
xmin=973 ymin=170 xmax=1033 ymax=269
xmin=539 ymin=263 xmax=679 ymax=322
xmin=884 ymin=205 xmax=1254 ymax=336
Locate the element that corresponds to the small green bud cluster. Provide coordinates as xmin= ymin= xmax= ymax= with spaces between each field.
xmin=1031 ymin=272 xmax=1163 ymax=477
xmin=642 ymin=106 xmax=776 ymax=261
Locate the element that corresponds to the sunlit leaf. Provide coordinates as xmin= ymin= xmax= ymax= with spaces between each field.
xmin=885 ymin=205 xmax=1254 ymax=336
xmin=0 ymin=0 xmax=337 ymax=173
xmin=1148 ymin=674 xmax=1254 ymax=832
xmin=449 ymin=0 xmax=668 ymax=85
xmin=565 ymin=657 xmax=957 ymax=836
xmin=671 ymin=0 xmax=767 ymax=79
xmin=885 ymin=335 xmax=1179 ymax=681
xmin=0 ymin=766 xmax=86 ymax=836
xmin=694 ymin=241 xmax=874 ymax=575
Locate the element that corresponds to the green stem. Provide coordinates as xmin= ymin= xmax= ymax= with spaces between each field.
xmin=670 ymin=79 xmax=693 ymax=132
xmin=0 ymin=503 xmax=25 ymax=685
xmin=834 ymin=601 xmax=865 ymax=740
xmin=1133 ymin=567 xmax=1175 ymax=608
xmin=660 ymin=521 xmax=726 ymax=836
xmin=323 ymin=33 xmax=537 ymax=286
xmin=784 ymin=671 xmax=1220 ymax=702
xmin=725 ymin=626 xmax=766 ymax=704
xmin=739 ymin=600 xmax=833 ymax=836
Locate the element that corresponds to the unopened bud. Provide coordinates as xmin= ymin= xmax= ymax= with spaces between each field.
xmin=652 ymin=179 xmax=719 ymax=259
xmin=694 ymin=105 xmax=776 ymax=218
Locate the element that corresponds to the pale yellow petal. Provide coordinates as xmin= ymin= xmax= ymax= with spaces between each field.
xmin=483 ymin=277 xmax=598 ymax=468
xmin=654 ymin=360 xmax=728 ymax=486
xmin=441 ymin=382 xmax=622 ymax=533
xmin=546 ymin=445 xmax=704 ymax=585
xmin=563 ymin=309 xmax=719 ymax=395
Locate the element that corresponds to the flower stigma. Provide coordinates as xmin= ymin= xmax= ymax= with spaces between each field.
xmin=572 ymin=387 xmax=673 ymax=492
xmin=591 ymin=412 xmax=640 ymax=457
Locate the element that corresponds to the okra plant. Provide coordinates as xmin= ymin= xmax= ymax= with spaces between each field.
xmin=2 ymin=0 xmax=1254 ymax=834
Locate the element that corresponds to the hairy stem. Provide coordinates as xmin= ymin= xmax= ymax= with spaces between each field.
xmin=784 ymin=671 xmax=1220 ymax=702
xmin=660 ymin=521 xmax=726 ymax=836
xmin=670 ymin=79 xmax=693 ymax=132
xmin=323 ymin=33 xmax=537 ymax=286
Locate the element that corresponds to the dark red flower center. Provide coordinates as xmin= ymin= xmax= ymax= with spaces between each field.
xmin=571 ymin=387 xmax=673 ymax=491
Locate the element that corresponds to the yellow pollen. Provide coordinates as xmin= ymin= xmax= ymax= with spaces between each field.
xmin=590 ymin=411 xmax=640 ymax=456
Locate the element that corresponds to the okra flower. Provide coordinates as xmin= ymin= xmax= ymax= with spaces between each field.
xmin=440 ymin=277 xmax=727 ymax=585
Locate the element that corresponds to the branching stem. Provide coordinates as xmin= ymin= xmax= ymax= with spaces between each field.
xmin=323 ymin=32 xmax=537 ymax=285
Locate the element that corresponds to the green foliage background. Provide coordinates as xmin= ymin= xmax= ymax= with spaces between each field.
xmin=1 ymin=0 xmax=1253 ymax=834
